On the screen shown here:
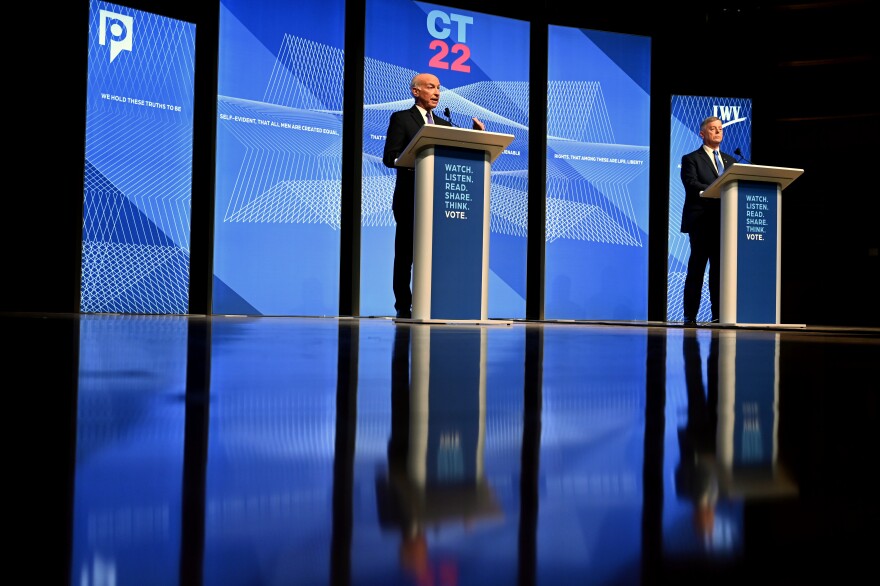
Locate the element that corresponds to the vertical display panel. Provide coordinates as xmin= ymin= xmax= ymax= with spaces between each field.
xmin=362 ymin=1 xmax=530 ymax=318
xmin=212 ymin=0 xmax=345 ymax=316
xmin=545 ymin=26 xmax=651 ymax=320
xmin=668 ymin=95 xmax=752 ymax=322
xmin=81 ymin=1 xmax=196 ymax=314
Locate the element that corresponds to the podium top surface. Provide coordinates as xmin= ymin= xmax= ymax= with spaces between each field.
xmin=702 ymin=163 xmax=804 ymax=199
xmin=395 ymin=124 xmax=514 ymax=168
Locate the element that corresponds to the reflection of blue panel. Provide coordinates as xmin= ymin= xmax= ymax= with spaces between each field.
xmin=538 ymin=327 xmax=647 ymax=582
xmin=213 ymin=0 xmax=345 ymax=316
xmin=72 ymin=315 xmax=188 ymax=584
xmin=427 ymin=329 xmax=482 ymax=484
xmin=81 ymin=1 xmax=196 ymax=314
xmin=363 ymin=0 xmax=530 ymax=319
xmin=733 ymin=337 xmax=777 ymax=467
xmin=205 ymin=318 xmax=338 ymax=586
xmin=545 ymin=26 xmax=651 ymax=320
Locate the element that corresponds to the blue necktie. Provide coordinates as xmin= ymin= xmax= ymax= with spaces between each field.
xmin=426 ymin=110 xmax=434 ymax=124
xmin=714 ymin=150 xmax=724 ymax=175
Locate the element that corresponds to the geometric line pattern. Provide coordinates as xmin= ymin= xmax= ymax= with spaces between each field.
xmin=489 ymin=177 xmax=529 ymax=237
xmin=265 ymin=35 xmax=345 ymax=111
xmin=81 ymin=1 xmax=196 ymax=314
xmin=81 ymin=240 xmax=190 ymax=313
xmin=225 ymin=178 xmax=342 ymax=228
xmin=666 ymin=268 xmax=710 ymax=324
xmin=545 ymin=80 xmax=647 ymax=246
xmin=546 ymin=197 xmax=641 ymax=245
xmin=216 ymin=33 xmax=343 ymax=226
xmin=548 ymin=81 xmax=614 ymax=144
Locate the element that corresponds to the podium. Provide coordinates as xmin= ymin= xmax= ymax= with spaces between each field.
xmin=396 ymin=124 xmax=514 ymax=323
xmin=702 ymin=163 xmax=803 ymax=326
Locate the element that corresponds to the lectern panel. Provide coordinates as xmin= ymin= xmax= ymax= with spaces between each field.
xmin=429 ymin=146 xmax=487 ymax=320
xmin=735 ymin=181 xmax=779 ymax=324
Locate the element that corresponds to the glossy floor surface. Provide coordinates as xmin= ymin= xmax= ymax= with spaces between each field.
xmin=19 ymin=313 xmax=879 ymax=586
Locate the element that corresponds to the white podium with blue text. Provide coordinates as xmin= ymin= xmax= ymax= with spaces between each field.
xmin=701 ymin=163 xmax=803 ymax=326
xmin=396 ymin=125 xmax=514 ymax=324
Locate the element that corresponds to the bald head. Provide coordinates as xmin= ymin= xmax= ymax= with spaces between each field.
xmin=410 ymin=73 xmax=441 ymax=112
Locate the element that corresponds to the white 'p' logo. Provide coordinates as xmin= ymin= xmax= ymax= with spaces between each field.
xmin=99 ymin=10 xmax=133 ymax=63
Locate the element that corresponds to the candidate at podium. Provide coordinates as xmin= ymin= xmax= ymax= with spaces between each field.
xmin=382 ymin=72 xmax=484 ymax=319
xmin=680 ymin=115 xmax=737 ymax=325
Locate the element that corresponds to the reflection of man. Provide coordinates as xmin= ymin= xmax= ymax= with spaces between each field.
xmin=382 ymin=73 xmax=484 ymax=318
xmin=676 ymin=330 xmax=720 ymax=539
xmin=383 ymin=325 xmax=457 ymax=585
xmin=398 ymin=526 xmax=430 ymax=582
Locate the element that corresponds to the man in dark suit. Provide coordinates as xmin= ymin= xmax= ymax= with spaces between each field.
xmin=382 ymin=73 xmax=484 ymax=319
xmin=679 ymin=115 xmax=736 ymax=325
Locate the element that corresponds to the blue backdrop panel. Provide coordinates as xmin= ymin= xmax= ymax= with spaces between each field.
xmin=545 ymin=26 xmax=651 ymax=320
xmin=668 ymin=95 xmax=752 ymax=322
xmin=212 ymin=0 xmax=345 ymax=316
xmin=81 ymin=1 xmax=196 ymax=314
xmin=363 ymin=0 xmax=530 ymax=318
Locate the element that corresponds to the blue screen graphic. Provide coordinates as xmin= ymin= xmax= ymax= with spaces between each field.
xmin=668 ymin=95 xmax=752 ymax=322
xmin=544 ymin=26 xmax=652 ymax=320
xmin=81 ymin=1 xmax=196 ymax=314
xmin=362 ymin=0 xmax=530 ymax=319
xmin=212 ymin=0 xmax=345 ymax=316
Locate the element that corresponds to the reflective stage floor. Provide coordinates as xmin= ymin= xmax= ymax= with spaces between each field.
xmin=17 ymin=312 xmax=878 ymax=586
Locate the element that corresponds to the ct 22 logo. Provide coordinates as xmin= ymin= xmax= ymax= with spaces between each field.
xmin=426 ymin=10 xmax=473 ymax=72
xmin=99 ymin=9 xmax=133 ymax=63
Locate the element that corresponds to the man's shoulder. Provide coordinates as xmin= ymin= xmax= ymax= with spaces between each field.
xmin=391 ymin=106 xmax=416 ymax=117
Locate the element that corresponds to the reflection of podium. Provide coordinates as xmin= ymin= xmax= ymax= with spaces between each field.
xmin=396 ymin=125 xmax=514 ymax=323
xmin=702 ymin=163 xmax=803 ymax=326
xmin=376 ymin=326 xmax=502 ymax=537
xmin=716 ymin=331 xmax=798 ymax=498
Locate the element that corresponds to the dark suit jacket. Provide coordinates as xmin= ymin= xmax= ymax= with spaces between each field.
xmin=383 ymin=105 xmax=452 ymax=215
xmin=679 ymin=146 xmax=736 ymax=233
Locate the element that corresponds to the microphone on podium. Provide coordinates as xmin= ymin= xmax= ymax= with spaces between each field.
xmin=734 ymin=148 xmax=752 ymax=163
xmin=442 ymin=107 xmax=458 ymax=127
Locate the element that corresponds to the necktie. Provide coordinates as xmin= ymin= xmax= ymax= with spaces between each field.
xmin=426 ymin=110 xmax=434 ymax=124
xmin=714 ymin=150 xmax=724 ymax=175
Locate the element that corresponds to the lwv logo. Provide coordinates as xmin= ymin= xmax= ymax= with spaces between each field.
xmin=713 ymin=104 xmax=748 ymax=127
